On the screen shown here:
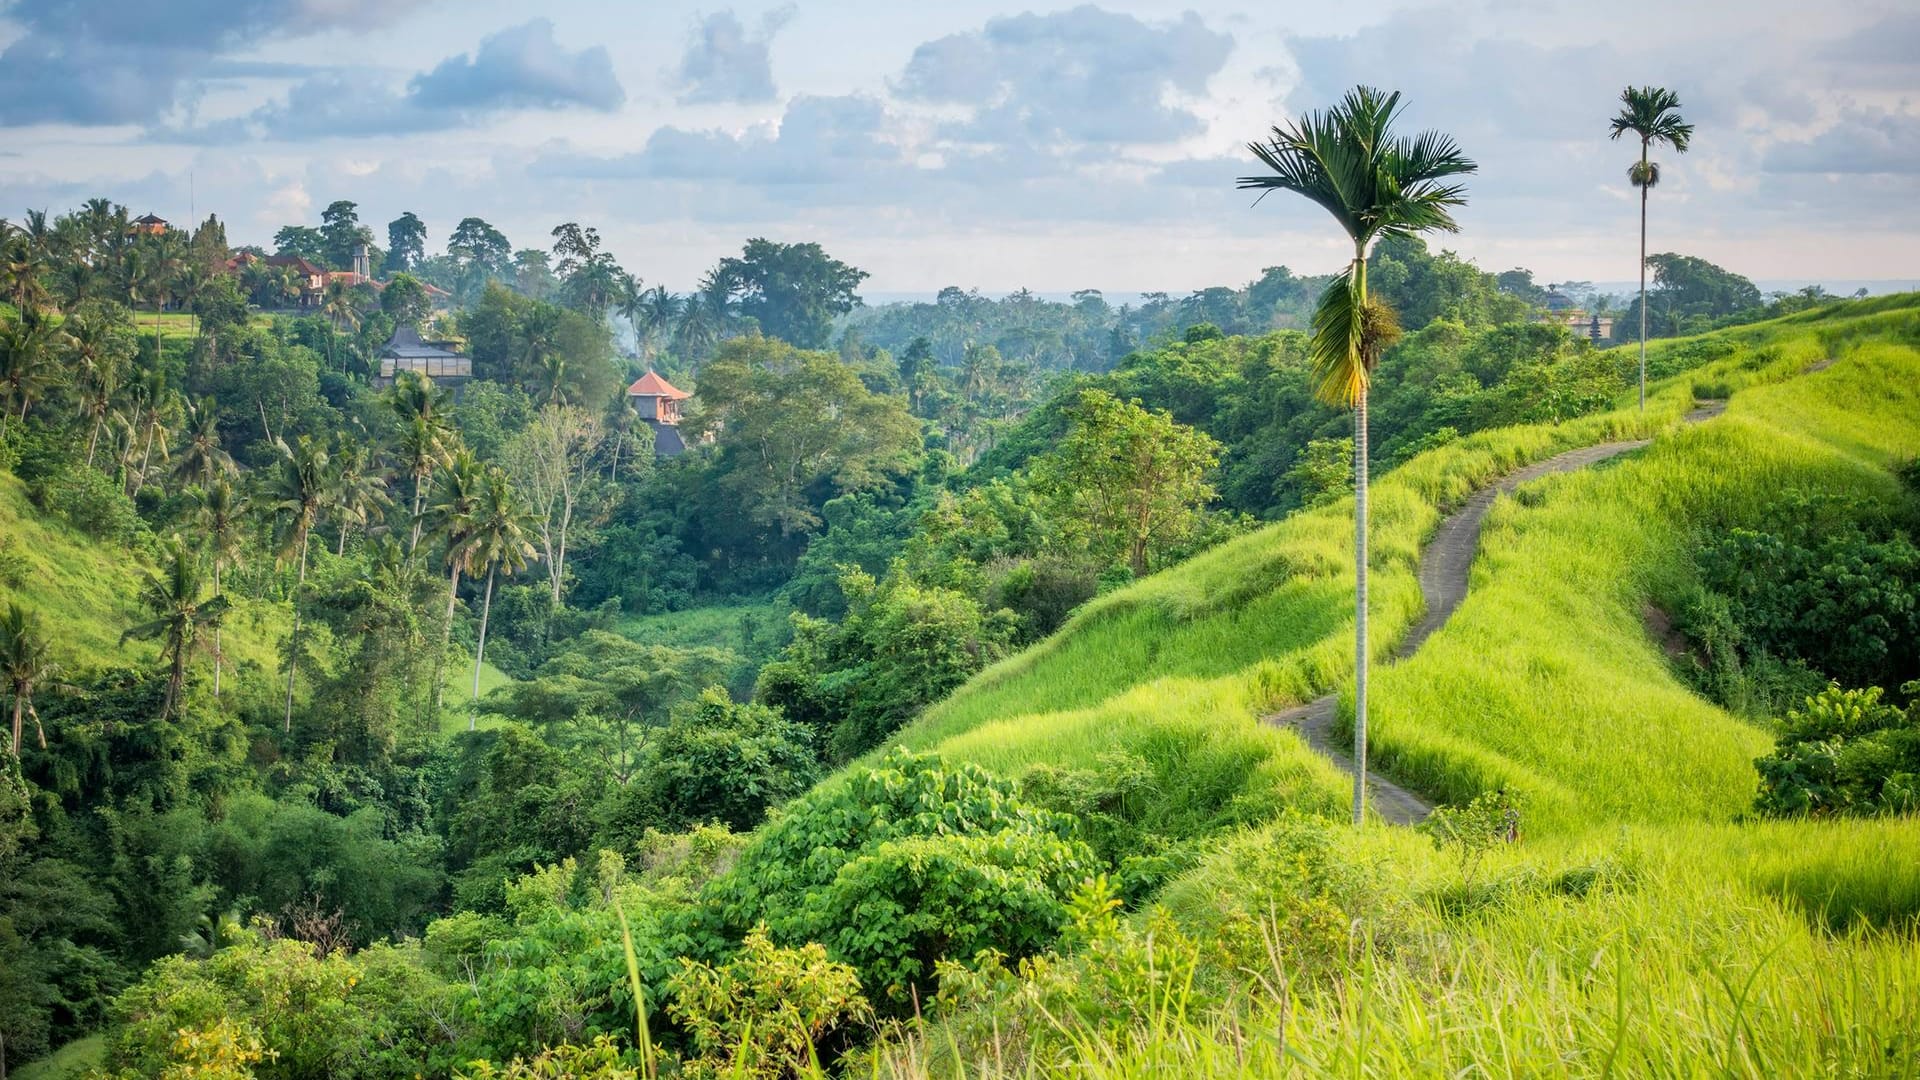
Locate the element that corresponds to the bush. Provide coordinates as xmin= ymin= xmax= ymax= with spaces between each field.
xmin=35 ymin=465 xmax=148 ymax=545
xmin=1755 ymin=683 xmax=1920 ymax=817
xmin=666 ymin=926 xmax=869 ymax=1079
xmin=599 ymin=687 xmax=818 ymax=841
xmin=699 ymin=749 xmax=1097 ymax=1011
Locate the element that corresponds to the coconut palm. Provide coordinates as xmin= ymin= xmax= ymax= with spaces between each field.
xmin=1610 ymin=86 xmax=1694 ymax=409
xmin=0 ymin=317 xmax=58 ymax=435
xmin=1239 ymin=85 xmax=1475 ymax=825
xmin=388 ymin=371 xmax=455 ymax=552
xmin=329 ymin=438 xmax=392 ymax=554
xmin=264 ymin=435 xmax=332 ymax=731
xmin=322 ymin=278 xmax=361 ymax=371
xmin=457 ymin=467 xmax=536 ymax=707
xmin=122 ymin=540 xmax=229 ymax=720
xmin=196 ymin=478 xmax=247 ymax=699
xmin=66 ymin=309 xmax=132 ymax=467
xmin=171 ymin=398 xmax=237 ymax=490
xmin=2 ymin=602 xmax=58 ymax=757
xmin=424 ymin=448 xmax=488 ymax=717
xmin=615 ymin=271 xmax=648 ymax=351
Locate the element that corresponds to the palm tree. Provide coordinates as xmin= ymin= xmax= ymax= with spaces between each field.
xmin=615 ymin=271 xmax=648 ymax=351
xmin=265 ymin=435 xmax=332 ymax=732
xmin=1239 ymin=85 xmax=1475 ymax=825
xmin=196 ymin=479 xmax=246 ymax=699
xmin=122 ymin=540 xmax=229 ymax=720
xmin=1609 ymin=86 xmax=1694 ymax=409
xmin=457 ymin=467 xmax=535 ymax=708
xmin=67 ymin=310 xmax=130 ymax=468
xmin=171 ymin=398 xmax=237 ymax=490
xmin=388 ymin=371 xmax=454 ymax=552
xmin=2 ymin=602 xmax=57 ymax=757
xmin=329 ymin=438 xmax=392 ymax=554
xmin=0 ymin=317 xmax=58 ymax=435
xmin=322 ymin=277 xmax=361 ymax=371
xmin=424 ymin=448 xmax=487 ymax=718
xmin=641 ymin=286 xmax=680 ymax=361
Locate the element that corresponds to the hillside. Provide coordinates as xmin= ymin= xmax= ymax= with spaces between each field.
xmin=848 ymin=297 xmax=1920 ymax=1067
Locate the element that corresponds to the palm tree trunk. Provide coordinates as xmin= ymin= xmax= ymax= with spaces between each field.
xmin=1351 ymin=247 xmax=1372 ymax=827
xmin=1352 ymin=386 xmax=1371 ymax=826
xmin=410 ymin=480 xmax=426 ymax=554
xmin=435 ymin=564 xmax=461 ymax=717
xmin=87 ymin=414 xmax=103 ymax=469
xmin=212 ymin=562 xmax=222 ymax=700
xmin=168 ymin=638 xmax=186 ymax=720
xmin=472 ymin=565 xmax=496 ymax=717
xmin=1637 ymin=140 xmax=1649 ymax=410
xmin=10 ymin=692 xmax=21 ymax=759
xmin=283 ymin=532 xmax=308 ymax=734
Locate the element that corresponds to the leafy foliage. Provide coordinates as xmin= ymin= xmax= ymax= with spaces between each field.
xmin=1755 ymin=684 xmax=1920 ymax=817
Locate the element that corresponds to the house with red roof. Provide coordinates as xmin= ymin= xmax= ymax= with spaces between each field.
xmin=625 ymin=370 xmax=692 ymax=457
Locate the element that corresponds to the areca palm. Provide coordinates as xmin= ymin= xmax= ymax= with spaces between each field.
xmin=1239 ymin=85 xmax=1475 ymax=825
xmin=196 ymin=478 xmax=247 ymax=699
xmin=265 ymin=435 xmax=332 ymax=731
xmin=3 ymin=602 xmax=58 ymax=757
xmin=456 ymin=467 xmax=536 ymax=707
xmin=121 ymin=540 xmax=229 ymax=720
xmin=1610 ymin=86 xmax=1694 ymax=409
xmin=171 ymin=398 xmax=237 ymax=490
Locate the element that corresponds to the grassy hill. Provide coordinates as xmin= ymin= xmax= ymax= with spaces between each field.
xmin=850 ymin=296 xmax=1920 ymax=1072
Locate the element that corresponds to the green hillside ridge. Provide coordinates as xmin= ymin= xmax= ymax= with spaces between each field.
xmin=863 ymin=297 xmax=1920 ymax=1074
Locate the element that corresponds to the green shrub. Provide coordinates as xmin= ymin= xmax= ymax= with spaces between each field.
xmin=699 ymin=748 xmax=1097 ymax=1010
xmin=36 ymin=465 xmax=147 ymax=545
xmin=1756 ymin=683 xmax=1920 ymax=817
xmin=666 ymin=926 xmax=869 ymax=1079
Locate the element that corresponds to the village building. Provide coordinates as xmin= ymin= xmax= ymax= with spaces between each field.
xmin=131 ymin=213 xmax=168 ymax=236
xmin=625 ymin=370 xmax=692 ymax=457
xmin=1540 ymin=286 xmax=1615 ymax=345
xmin=374 ymin=325 xmax=472 ymax=390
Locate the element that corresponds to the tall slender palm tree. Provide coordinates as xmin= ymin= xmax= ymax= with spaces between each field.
xmin=1609 ymin=86 xmax=1694 ymax=409
xmin=424 ymin=448 xmax=487 ymax=719
xmin=329 ymin=438 xmax=392 ymax=554
xmin=66 ymin=309 xmax=130 ymax=468
xmin=2 ymin=602 xmax=58 ymax=757
xmin=265 ymin=435 xmax=332 ymax=732
xmin=1239 ymin=85 xmax=1475 ymax=825
xmin=122 ymin=540 xmax=229 ymax=720
xmin=322 ymin=278 xmax=361 ymax=371
xmin=171 ymin=398 xmax=237 ymax=490
xmin=196 ymin=479 xmax=247 ymax=699
xmin=458 ymin=467 xmax=536 ymax=707
xmin=388 ymin=371 xmax=454 ymax=552
xmin=615 ymin=271 xmax=648 ymax=352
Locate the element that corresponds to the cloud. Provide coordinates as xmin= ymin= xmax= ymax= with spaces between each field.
xmin=0 ymin=0 xmax=433 ymax=126
xmin=675 ymin=8 xmax=794 ymax=105
xmin=1764 ymin=109 xmax=1920 ymax=175
xmin=411 ymin=18 xmax=625 ymax=112
xmin=160 ymin=19 xmax=624 ymax=142
xmin=535 ymin=93 xmax=901 ymax=190
xmin=895 ymin=6 xmax=1233 ymax=145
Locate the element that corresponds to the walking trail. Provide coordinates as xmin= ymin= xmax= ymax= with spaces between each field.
xmin=1261 ymin=400 xmax=1727 ymax=824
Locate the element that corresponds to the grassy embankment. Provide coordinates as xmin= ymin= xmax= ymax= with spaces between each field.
xmin=860 ymin=296 xmax=1920 ymax=1075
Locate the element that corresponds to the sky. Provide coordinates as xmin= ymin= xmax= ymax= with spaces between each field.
xmin=3 ymin=0 xmax=1917 ymax=295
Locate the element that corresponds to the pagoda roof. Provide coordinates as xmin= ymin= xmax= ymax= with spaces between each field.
xmin=625 ymin=370 xmax=690 ymax=399
xmin=133 ymin=213 xmax=167 ymax=225
xmin=381 ymin=325 xmax=464 ymax=361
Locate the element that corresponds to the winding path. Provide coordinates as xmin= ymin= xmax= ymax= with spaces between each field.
xmin=1261 ymin=401 xmax=1727 ymax=824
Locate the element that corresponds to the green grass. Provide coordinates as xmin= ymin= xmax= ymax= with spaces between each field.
xmin=14 ymin=1035 xmax=104 ymax=1080
xmin=439 ymin=654 xmax=516 ymax=735
xmin=616 ymin=598 xmax=781 ymax=654
xmin=846 ymin=295 xmax=1920 ymax=1074
xmin=0 ymin=472 xmax=286 ymax=679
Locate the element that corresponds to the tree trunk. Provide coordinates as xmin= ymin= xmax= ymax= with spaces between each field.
xmin=168 ymin=638 xmax=186 ymax=720
xmin=471 ymin=565 xmax=496 ymax=720
xmin=9 ymin=692 xmax=21 ymax=759
xmin=213 ymin=562 xmax=222 ymax=699
xmin=87 ymin=414 xmax=103 ymax=469
xmin=409 ymin=479 xmax=426 ymax=554
xmin=1351 ymin=244 xmax=1373 ymax=828
xmin=435 ymin=563 xmax=461 ymax=718
xmin=283 ymin=532 xmax=308 ymax=734
xmin=1638 ymin=140 xmax=1649 ymax=410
